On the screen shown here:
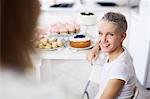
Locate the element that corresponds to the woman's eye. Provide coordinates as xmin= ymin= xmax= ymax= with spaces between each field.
xmin=98 ymin=32 xmax=102 ymax=36
xmin=109 ymin=33 xmax=114 ymax=36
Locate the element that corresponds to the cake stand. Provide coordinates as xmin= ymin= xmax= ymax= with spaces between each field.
xmin=76 ymin=12 xmax=97 ymax=35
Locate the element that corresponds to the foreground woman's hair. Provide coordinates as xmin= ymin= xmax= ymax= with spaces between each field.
xmin=1 ymin=0 xmax=40 ymax=73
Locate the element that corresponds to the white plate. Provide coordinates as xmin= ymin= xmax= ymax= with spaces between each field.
xmin=50 ymin=32 xmax=80 ymax=38
xmin=35 ymin=46 xmax=64 ymax=51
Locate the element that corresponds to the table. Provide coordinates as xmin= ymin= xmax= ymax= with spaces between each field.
xmin=31 ymin=48 xmax=90 ymax=83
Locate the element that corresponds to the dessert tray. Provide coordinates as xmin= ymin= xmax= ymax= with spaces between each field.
xmin=34 ymin=34 xmax=65 ymax=51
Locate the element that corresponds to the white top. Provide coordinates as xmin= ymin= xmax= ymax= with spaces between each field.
xmin=0 ymin=70 xmax=78 ymax=99
xmin=95 ymin=48 xmax=137 ymax=99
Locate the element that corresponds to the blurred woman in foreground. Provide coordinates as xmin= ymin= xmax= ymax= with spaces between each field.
xmin=1 ymin=0 xmax=77 ymax=99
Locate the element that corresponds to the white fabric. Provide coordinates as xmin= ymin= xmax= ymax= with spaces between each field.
xmin=88 ymin=65 xmax=103 ymax=83
xmin=95 ymin=48 xmax=137 ymax=99
xmin=0 ymin=70 xmax=78 ymax=99
xmin=89 ymin=53 xmax=107 ymax=83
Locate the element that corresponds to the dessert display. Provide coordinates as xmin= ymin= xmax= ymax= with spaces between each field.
xmin=69 ymin=34 xmax=91 ymax=48
xmin=49 ymin=22 xmax=80 ymax=36
xmin=35 ymin=34 xmax=64 ymax=50
xmin=76 ymin=12 xmax=97 ymax=25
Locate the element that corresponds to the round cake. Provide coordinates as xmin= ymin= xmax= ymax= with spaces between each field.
xmin=76 ymin=12 xmax=97 ymax=25
xmin=69 ymin=35 xmax=91 ymax=48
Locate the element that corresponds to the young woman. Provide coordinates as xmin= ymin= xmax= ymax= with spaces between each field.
xmin=87 ymin=12 xmax=137 ymax=99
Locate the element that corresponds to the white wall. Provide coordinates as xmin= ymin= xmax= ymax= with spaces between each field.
xmin=129 ymin=0 xmax=150 ymax=86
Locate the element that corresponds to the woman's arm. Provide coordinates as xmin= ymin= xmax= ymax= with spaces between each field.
xmin=100 ymin=79 xmax=125 ymax=99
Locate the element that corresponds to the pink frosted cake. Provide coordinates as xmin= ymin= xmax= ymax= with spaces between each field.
xmin=49 ymin=22 xmax=80 ymax=35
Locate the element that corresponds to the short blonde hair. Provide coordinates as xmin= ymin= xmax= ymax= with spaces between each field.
xmin=101 ymin=12 xmax=127 ymax=34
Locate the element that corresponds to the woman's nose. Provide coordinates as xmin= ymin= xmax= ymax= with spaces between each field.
xmin=97 ymin=35 xmax=106 ymax=44
xmin=100 ymin=35 xmax=107 ymax=42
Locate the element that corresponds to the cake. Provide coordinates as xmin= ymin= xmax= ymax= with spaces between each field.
xmin=76 ymin=12 xmax=97 ymax=25
xmin=49 ymin=22 xmax=80 ymax=35
xmin=69 ymin=35 xmax=91 ymax=48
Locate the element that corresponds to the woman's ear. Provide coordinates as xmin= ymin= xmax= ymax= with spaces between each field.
xmin=121 ymin=32 xmax=126 ymax=42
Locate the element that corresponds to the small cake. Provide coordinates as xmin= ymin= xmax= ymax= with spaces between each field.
xmin=49 ymin=22 xmax=80 ymax=35
xmin=76 ymin=12 xmax=97 ymax=25
xmin=69 ymin=35 xmax=91 ymax=48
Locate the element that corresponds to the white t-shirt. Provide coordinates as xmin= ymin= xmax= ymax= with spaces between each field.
xmin=0 ymin=70 xmax=79 ymax=99
xmin=95 ymin=48 xmax=137 ymax=99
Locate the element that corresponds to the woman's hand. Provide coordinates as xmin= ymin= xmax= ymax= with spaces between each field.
xmin=86 ymin=43 xmax=101 ymax=64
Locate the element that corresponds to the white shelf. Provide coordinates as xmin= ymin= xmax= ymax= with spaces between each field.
xmin=41 ymin=3 xmax=130 ymax=12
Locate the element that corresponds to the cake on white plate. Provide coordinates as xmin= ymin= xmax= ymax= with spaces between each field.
xmin=69 ymin=34 xmax=91 ymax=48
xmin=76 ymin=12 xmax=97 ymax=26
